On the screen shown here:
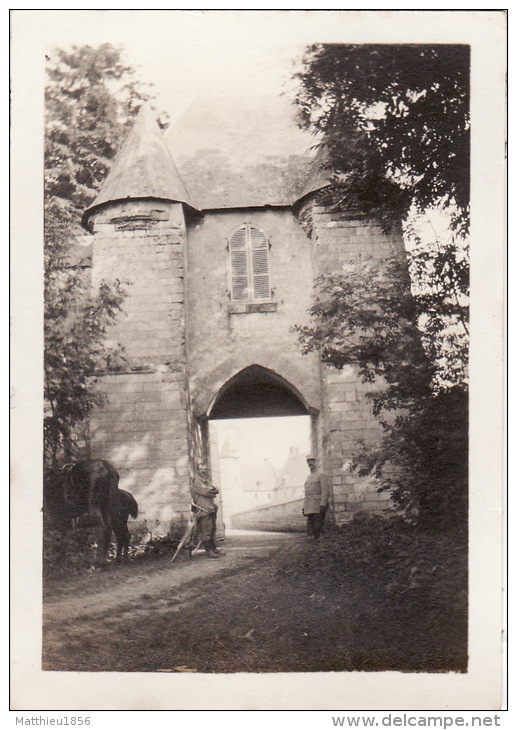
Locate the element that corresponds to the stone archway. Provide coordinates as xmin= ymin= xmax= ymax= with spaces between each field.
xmin=204 ymin=365 xmax=317 ymax=532
xmin=207 ymin=364 xmax=312 ymax=420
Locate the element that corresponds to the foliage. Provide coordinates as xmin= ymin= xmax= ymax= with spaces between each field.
xmin=44 ymin=266 xmax=127 ymax=466
xmin=295 ymin=44 xmax=470 ymax=235
xmin=45 ymin=44 xmax=153 ymax=216
xmin=141 ymin=525 xmax=186 ymax=558
xmin=44 ymin=45 xmax=156 ymax=467
xmin=296 ymin=256 xmax=428 ymax=385
xmin=296 ymin=244 xmax=468 ymax=528
xmin=42 ymin=515 xmax=185 ymax=579
xmin=275 ymin=516 xmax=467 ymax=671
xmin=43 ymin=522 xmax=97 ymax=578
xmin=405 ymin=217 xmax=469 ymax=390
xmin=356 ymin=387 xmax=468 ymax=529
xmin=292 ymin=515 xmax=466 ymax=609
xmin=294 ymin=44 xmax=470 ymax=528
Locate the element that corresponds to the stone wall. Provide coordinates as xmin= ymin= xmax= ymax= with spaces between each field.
xmin=85 ymin=195 xmax=410 ymax=529
xmin=88 ymin=200 xmax=192 ymax=531
xmin=231 ymin=498 xmax=306 ymax=533
xmin=185 ymin=208 xmax=323 ymax=417
xmin=300 ymin=200 xmax=408 ymax=521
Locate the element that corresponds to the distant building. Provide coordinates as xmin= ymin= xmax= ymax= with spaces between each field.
xmin=218 ymin=434 xmax=278 ymax=525
xmin=274 ymin=447 xmax=307 ymax=504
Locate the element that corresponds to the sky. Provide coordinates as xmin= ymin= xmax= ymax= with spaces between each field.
xmin=24 ymin=10 xmax=324 ymax=122
xmin=14 ymin=9 xmax=499 ymax=124
xmin=211 ymin=416 xmax=311 ymax=473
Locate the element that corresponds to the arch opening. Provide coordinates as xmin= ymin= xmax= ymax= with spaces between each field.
xmin=207 ymin=364 xmax=310 ymax=420
xmin=206 ymin=366 xmax=316 ymax=532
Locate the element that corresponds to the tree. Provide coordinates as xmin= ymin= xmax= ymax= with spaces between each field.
xmin=404 ymin=216 xmax=469 ymax=391
xmin=294 ymin=44 xmax=470 ymax=528
xmin=296 ymin=250 xmax=468 ymax=530
xmin=295 ymin=44 xmax=470 ymax=236
xmin=44 ymin=44 xmax=155 ymax=468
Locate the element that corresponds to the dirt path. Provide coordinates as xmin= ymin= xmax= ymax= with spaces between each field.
xmin=43 ymin=530 xmax=310 ymax=672
xmin=44 ymin=531 xmax=296 ymax=618
xmin=42 ymin=528 xmax=465 ymax=675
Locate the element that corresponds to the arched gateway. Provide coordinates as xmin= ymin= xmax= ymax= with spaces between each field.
xmin=84 ymin=98 xmax=404 ymax=533
xmin=202 ymin=365 xmax=315 ymax=531
xmin=207 ymin=365 xmax=313 ymax=420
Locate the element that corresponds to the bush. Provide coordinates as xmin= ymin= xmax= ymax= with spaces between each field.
xmin=140 ymin=524 xmax=185 ymax=559
xmin=279 ymin=514 xmax=468 ymax=671
xmin=281 ymin=514 xmax=468 ymax=631
xmin=325 ymin=516 xmax=464 ymax=590
xmin=43 ymin=521 xmax=97 ymax=578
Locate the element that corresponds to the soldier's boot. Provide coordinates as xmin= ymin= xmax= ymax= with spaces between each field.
xmin=204 ymin=541 xmax=221 ymax=559
xmin=210 ymin=539 xmax=225 ymax=556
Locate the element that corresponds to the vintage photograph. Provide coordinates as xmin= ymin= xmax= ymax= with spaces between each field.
xmin=11 ymin=9 xmax=505 ymax=711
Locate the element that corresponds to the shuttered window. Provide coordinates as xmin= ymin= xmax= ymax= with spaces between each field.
xmin=229 ymin=224 xmax=271 ymax=301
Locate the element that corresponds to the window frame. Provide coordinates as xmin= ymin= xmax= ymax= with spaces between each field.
xmin=226 ymin=222 xmax=273 ymax=304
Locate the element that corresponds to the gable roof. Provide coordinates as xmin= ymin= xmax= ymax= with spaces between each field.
xmin=82 ymin=104 xmax=197 ymax=229
xmin=167 ymin=95 xmax=325 ymax=210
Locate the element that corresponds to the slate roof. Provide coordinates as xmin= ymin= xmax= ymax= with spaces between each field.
xmin=167 ymin=95 xmax=325 ymax=210
xmin=83 ymin=96 xmax=329 ymax=226
xmin=82 ymin=104 xmax=198 ymax=228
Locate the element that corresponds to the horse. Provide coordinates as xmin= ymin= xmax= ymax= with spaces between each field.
xmin=44 ymin=460 xmax=138 ymax=568
xmin=116 ymin=488 xmax=139 ymax=561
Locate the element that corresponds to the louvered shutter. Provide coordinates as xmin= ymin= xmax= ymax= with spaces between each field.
xmin=229 ymin=224 xmax=271 ymax=301
xmin=229 ymin=227 xmax=249 ymax=300
xmin=250 ymin=227 xmax=270 ymax=300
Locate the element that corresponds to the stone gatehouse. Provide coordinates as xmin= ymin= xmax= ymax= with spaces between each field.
xmin=81 ymin=96 xmax=407 ymax=532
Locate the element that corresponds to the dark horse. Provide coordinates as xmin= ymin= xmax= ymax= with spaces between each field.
xmin=44 ymin=459 xmax=138 ymax=568
xmin=116 ymin=488 xmax=139 ymax=561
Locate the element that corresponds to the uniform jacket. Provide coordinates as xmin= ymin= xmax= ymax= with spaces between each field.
xmin=303 ymin=469 xmax=329 ymax=514
xmin=191 ymin=476 xmax=219 ymax=512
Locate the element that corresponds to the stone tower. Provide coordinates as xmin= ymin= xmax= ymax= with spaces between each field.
xmin=82 ymin=98 xmax=408 ymax=532
xmin=82 ymin=106 xmax=197 ymax=528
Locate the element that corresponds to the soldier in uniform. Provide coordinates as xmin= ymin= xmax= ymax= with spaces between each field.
xmin=302 ymin=454 xmax=329 ymax=540
xmin=191 ymin=463 xmax=223 ymax=559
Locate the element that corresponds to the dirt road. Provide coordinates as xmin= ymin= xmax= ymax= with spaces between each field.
xmin=42 ymin=527 xmax=465 ymax=675
xmin=43 ymin=530 xmax=321 ymax=672
xmin=43 ymin=530 xmax=297 ymax=616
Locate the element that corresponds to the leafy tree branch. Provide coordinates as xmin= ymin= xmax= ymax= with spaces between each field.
xmin=44 ymin=44 xmax=158 ymax=468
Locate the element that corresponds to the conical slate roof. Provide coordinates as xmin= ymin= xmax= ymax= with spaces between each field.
xmin=82 ymin=105 xmax=197 ymax=228
xmin=295 ymin=146 xmax=332 ymax=204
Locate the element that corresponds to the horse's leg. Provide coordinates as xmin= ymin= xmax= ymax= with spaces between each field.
xmin=114 ymin=529 xmax=124 ymax=562
xmin=97 ymin=522 xmax=112 ymax=568
xmin=90 ymin=507 xmax=111 ymax=569
xmin=121 ymin=523 xmax=130 ymax=561
xmin=113 ymin=520 xmax=130 ymax=563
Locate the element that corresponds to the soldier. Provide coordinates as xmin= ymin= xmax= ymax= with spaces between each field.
xmin=191 ymin=463 xmax=223 ymax=558
xmin=302 ymin=455 xmax=329 ymax=540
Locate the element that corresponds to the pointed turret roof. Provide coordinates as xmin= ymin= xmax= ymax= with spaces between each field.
xmin=82 ymin=105 xmax=197 ymax=228
xmin=294 ymin=146 xmax=333 ymax=205
xmin=220 ymin=436 xmax=238 ymax=460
